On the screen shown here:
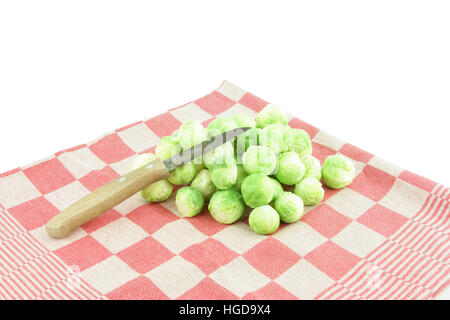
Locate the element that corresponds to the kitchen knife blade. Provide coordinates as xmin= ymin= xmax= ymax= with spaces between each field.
xmin=163 ymin=127 xmax=251 ymax=171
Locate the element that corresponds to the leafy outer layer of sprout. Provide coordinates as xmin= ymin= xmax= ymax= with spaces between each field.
xmin=210 ymin=165 xmax=238 ymax=190
xmin=141 ymin=180 xmax=173 ymax=202
xmin=191 ymin=169 xmax=217 ymax=200
xmin=301 ymin=154 xmax=322 ymax=180
xmin=232 ymin=113 xmax=256 ymax=128
xmin=255 ymin=104 xmax=288 ymax=129
xmin=241 ymin=174 xmax=274 ymax=208
xmin=294 ymin=177 xmax=325 ymax=205
xmin=178 ymin=120 xmax=208 ymax=149
xmin=274 ymin=192 xmax=304 ymax=223
xmin=208 ymin=190 xmax=245 ymax=224
xmin=269 ymin=177 xmax=284 ymax=201
xmin=155 ymin=136 xmax=182 ymax=160
xmin=175 ymin=186 xmax=205 ymax=217
xmin=233 ymin=165 xmax=248 ymax=192
xmin=168 ymin=163 xmax=197 ymax=185
xmin=203 ymin=142 xmax=235 ymax=170
xmin=235 ymin=127 xmax=260 ymax=159
xmin=321 ymin=154 xmax=355 ymax=189
xmin=242 ymin=145 xmax=277 ymax=175
xmin=259 ymin=124 xmax=292 ymax=154
xmin=130 ymin=153 xmax=157 ymax=171
xmin=249 ymin=205 xmax=280 ymax=235
xmin=290 ymin=129 xmax=312 ymax=157
xmin=275 ymin=151 xmax=306 ymax=185
xmin=207 ymin=117 xmax=238 ymax=137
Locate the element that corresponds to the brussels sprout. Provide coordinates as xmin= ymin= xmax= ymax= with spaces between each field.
xmin=301 ymin=155 xmax=322 ymax=180
xmin=269 ymin=177 xmax=284 ymax=201
xmin=168 ymin=163 xmax=197 ymax=185
xmin=211 ymin=165 xmax=238 ymax=190
xmin=241 ymin=174 xmax=274 ymax=208
xmin=177 ymin=120 xmax=208 ymax=149
xmin=232 ymin=113 xmax=256 ymax=128
xmin=274 ymin=192 xmax=304 ymax=223
xmin=242 ymin=145 xmax=277 ymax=175
xmin=208 ymin=190 xmax=245 ymax=224
xmin=203 ymin=142 xmax=235 ymax=169
xmin=259 ymin=124 xmax=292 ymax=154
xmin=207 ymin=117 xmax=238 ymax=137
xmin=130 ymin=153 xmax=157 ymax=171
xmin=275 ymin=151 xmax=306 ymax=185
xmin=233 ymin=165 xmax=248 ymax=192
xmin=191 ymin=169 xmax=217 ymax=200
xmin=290 ymin=129 xmax=312 ymax=157
xmin=235 ymin=127 xmax=260 ymax=159
xmin=175 ymin=186 xmax=205 ymax=217
xmin=249 ymin=205 xmax=280 ymax=235
xmin=321 ymin=154 xmax=355 ymax=189
xmin=155 ymin=136 xmax=182 ymax=160
xmin=141 ymin=180 xmax=174 ymax=202
xmin=255 ymin=104 xmax=288 ymax=129
xmin=294 ymin=177 xmax=325 ymax=205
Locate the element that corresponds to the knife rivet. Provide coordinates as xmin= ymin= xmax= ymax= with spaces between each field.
xmin=146 ymin=164 xmax=153 ymax=169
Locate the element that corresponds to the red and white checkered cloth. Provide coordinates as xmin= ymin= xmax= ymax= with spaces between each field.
xmin=0 ymin=81 xmax=448 ymax=300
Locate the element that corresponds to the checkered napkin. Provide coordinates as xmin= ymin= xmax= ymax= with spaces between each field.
xmin=0 ymin=81 xmax=448 ymax=300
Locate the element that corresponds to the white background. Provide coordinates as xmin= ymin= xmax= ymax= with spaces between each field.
xmin=0 ymin=1 xmax=449 ymax=298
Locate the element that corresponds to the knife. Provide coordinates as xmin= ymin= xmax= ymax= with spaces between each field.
xmin=45 ymin=127 xmax=251 ymax=239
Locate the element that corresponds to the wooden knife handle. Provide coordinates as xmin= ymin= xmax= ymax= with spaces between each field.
xmin=46 ymin=158 xmax=169 ymax=239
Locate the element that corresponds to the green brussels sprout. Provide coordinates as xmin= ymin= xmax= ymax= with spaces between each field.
xmin=130 ymin=153 xmax=157 ymax=171
xmin=255 ymin=104 xmax=288 ymax=129
xmin=241 ymin=174 xmax=274 ymax=208
xmin=275 ymin=151 xmax=306 ymax=185
xmin=208 ymin=190 xmax=245 ymax=224
xmin=177 ymin=120 xmax=208 ymax=149
xmin=203 ymin=142 xmax=235 ymax=169
xmin=232 ymin=165 xmax=248 ymax=192
xmin=290 ymin=129 xmax=312 ymax=157
xmin=232 ymin=113 xmax=256 ymax=128
xmin=242 ymin=145 xmax=277 ymax=175
xmin=168 ymin=163 xmax=197 ymax=185
xmin=207 ymin=117 xmax=238 ymax=137
xmin=269 ymin=177 xmax=284 ymax=201
xmin=191 ymin=169 xmax=217 ymax=200
xmin=155 ymin=136 xmax=182 ymax=160
xmin=274 ymin=192 xmax=304 ymax=223
xmin=321 ymin=154 xmax=355 ymax=189
xmin=141 ymin=180 xmax=174 ymax=202
xmin=294 ymin=177 xmax=325 ymax=205
xmin=235 ymin=127 xmax=260 ymax=159
xmin=301 ymin=155 xmax=322 ymax=180
xmin=211 ymin=165 xmax=238 ymax=190
xmin=249 ymin=205 xmax=280 ymax=235
xmin=175 ymin=186 xmax=205 ymax=217
xmin=259 ymin=124 xmax=292 ymax=154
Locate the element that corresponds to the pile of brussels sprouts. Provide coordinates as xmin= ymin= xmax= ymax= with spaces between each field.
xmin=131 ymin=104 xmax=355 ymax=235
